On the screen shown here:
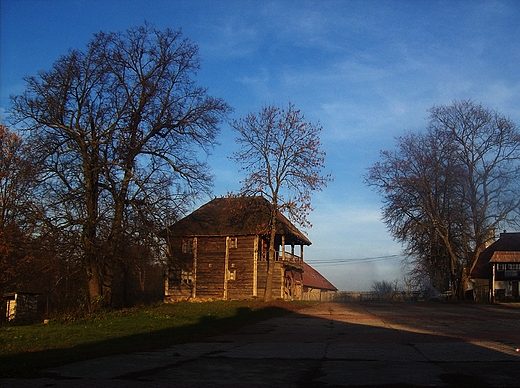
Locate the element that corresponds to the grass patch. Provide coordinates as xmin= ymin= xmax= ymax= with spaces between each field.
xmin=0 ymin=299 xmax=312 ymax=377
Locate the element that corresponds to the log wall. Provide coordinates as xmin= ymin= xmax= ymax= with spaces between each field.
xmin=195 ymin=236 xmax=226 ymax=299
xmin=167 ymin=235 xmax=290 ymax=301
xmin=227 ymin=235 xmax=256 ymax=299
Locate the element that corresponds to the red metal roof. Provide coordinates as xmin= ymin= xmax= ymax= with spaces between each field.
xmin=303 ymin=262 xmax=337 ymax=291
xmin=490 ymin=251 xmax=520 ymax=263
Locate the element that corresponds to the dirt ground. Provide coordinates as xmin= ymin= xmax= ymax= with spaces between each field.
xmin=3 ymin=301 xmax=520 ymax=387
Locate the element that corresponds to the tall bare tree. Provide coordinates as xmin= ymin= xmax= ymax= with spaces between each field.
xmin=367 ymin=130 xmax=466 ymax=293
xmin=9 ymin=24 xmax=231 ymax=308
xmin=429 ymin=101 xmax=520 ymax=275
xmin=230 ymin=103 xmax=332 ymax=300
xmin=0 ymin=124 xmax=37 ymax=231
xmin=0 ymin=124 xmax=36 ymax=291
xmin=366 ymin=100 xmax=520 ymax=297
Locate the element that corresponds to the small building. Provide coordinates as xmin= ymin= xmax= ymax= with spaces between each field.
xmin=2 ymin=292 xmax=40 ymax=323
xmin=471 ymin=232 xmax=520 ymax=301
xmin=163 ymin=196 xmax=331 ymax=301
xmin=302 ymin=262 xmax=338 ymax=301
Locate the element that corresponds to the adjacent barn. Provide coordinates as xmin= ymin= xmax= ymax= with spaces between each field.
xmin=163 ymin=196 xmax=336 ymax=301
xmin=302 ymin=262 xmax=338 ymax=301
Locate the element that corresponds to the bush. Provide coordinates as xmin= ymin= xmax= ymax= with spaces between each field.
xmin=372 ymin=280 xmax=399 ymax=301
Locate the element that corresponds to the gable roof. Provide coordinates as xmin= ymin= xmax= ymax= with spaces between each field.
xmin=164 ymin=196 xmax=311 ymax=246
xmin=303 ymin=262 xmax=338 ymax=291
xmin=471 ymin=233 xmax=520 ymax=279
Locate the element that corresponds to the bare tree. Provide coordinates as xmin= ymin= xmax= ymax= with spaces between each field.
xmin=0 ymin=124 xmax=36 ymax=231
xmin=366 ymin=100 xmax=520 ymax=298
xmin=0 ymin=124 xmax=35 ymax=290
xmin=367 ymin=130 xmax=466 ymax=293
xmin=429 ymin=101 xmax=520 ymax=277
xmin=230 ymin=102 xmax=332 ymax=300
xmin=9 ymin=24 xmax=231 ymax=308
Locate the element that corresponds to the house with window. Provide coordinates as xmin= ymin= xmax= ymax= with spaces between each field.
xmin=162 ymin=196 xmax=334 ymax=301
xmin=470 ymin=232 xmax=520 ymax=301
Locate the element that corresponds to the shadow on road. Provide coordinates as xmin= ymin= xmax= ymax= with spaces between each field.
xmin=3 ymin=301 xmax=520 ymax=387
xmin=0 ymin=304 xmax=290 ymax=378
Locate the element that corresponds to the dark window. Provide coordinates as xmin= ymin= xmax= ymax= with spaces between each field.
xmin=182 ymin=239 xmax=193 ymax=254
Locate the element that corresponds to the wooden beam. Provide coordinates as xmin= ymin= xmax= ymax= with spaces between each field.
xmin=282 ymin=235 xmax=286 ymax=261
xmin=192 ymin=237 xmax=198 ymax=299
xmin=253 ymin=236 xmax=258 ymax=297
xmin=224 ymin=236 xmax=230 ymax=300
xmin=492 ymin=263 xmax=495 ymax=303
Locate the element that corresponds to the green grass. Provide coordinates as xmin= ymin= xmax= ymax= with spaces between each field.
xmin=0 ymin=299 xmax=312 ymax=378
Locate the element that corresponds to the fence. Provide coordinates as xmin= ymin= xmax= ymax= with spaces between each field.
xmin=333 ymin=290 xmax=437 ymax=302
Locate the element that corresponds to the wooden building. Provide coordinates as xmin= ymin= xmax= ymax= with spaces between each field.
xmin=302 ymin=262 xmax=338 ymax=301
xmin=2 ymin=292 xmax=40 ymax=323
xmin=471 ymin=232 xmax=520 ymax=301
xmin=163 ymin=196 xmax=317 ymax=301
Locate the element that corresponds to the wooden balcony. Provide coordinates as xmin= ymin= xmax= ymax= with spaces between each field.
xmin=276 ymin=251 xmax=303 ymax=269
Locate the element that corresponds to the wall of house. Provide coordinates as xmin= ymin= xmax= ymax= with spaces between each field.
xmin=4 ymin=293 xmax=39 ymax=323
xmin=493 ymin=280 xmax=520 ymax=300
xmin=226 ymin=235 xmax=256 ymax=299
xmin=167 ymin=235 xmax=297 ymax=301
xmin=165 ymin=236 xmax=195 ymax=300
xmin=256 ymin=261 xmax=284 ymax=299
xmin=303 ymin=287 xmax=322 ymax=301
xmin=194 ymin=236 xmax=226 ymax=299
xmin=302 ymin=288 xmax=337 ymax=302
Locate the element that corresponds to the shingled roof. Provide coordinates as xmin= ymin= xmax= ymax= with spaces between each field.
xmin=164 ymin=196 xmax=311 ymax=246
xmin=303 ymin=262 xmax=338 ymax=291
xmin=471 ymin=232 xmax=520 ymax=279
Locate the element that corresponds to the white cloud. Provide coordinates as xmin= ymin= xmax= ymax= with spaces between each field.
xmin=202 ymin=20 xmax=260 ymax=59
xmin=236 ymin=69 xmax=275 ymax=102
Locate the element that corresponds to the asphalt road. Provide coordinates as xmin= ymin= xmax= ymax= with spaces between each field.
xmin=3 ymin=301 xmax=520 ymax=387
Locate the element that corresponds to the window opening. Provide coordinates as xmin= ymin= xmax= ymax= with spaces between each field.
xmin=182 ymin=238 xmax=193 ymax=254
xmin=181 ymin=269 xmax=193 ymax=285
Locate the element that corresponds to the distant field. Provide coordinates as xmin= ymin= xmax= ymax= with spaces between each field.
xmin=0 ymin=299 xmax=312 ymax=377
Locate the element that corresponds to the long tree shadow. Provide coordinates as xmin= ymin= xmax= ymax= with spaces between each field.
xmin=3 ymin=301 xmax=520 ymax=387
xmin=0 ymin=305 xmax=290 ymax=378
xmin=161 ymin=301 xmax=520 ymax=387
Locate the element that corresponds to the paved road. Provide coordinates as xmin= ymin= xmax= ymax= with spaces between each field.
xmin=3 ymin=301 xmax=520 ymax=387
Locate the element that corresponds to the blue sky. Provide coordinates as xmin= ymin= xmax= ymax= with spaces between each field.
xmin=2 ymin=0 xmax=520 ymax=290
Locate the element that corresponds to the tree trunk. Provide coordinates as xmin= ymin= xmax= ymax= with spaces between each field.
xmin=87 ymin=259 xmax=102 ymax=312
xmin=264 ymin=204 xmax=277 ymax=301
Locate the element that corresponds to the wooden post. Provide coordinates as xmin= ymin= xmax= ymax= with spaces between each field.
xmin=224 ymin=236 xmax=230 ymax=300
xmin=280 ymin=266 xmax=284 ymax=298
xmin=281 ymin=235 xmax=286 ymax=261
xmin=164 ymin=268 xmax=169 ymax=298
xmin=492 ymin=263 xmax=496 ymax=303
xmin=192 ymin=237 xmax=197 ymax=299
xmin=291 ymin=269 xmax=295 ymax=299
xmin=164 ymin=244 xmax=170 ymax=297
xmin=253 ymin=236 xmax=258 ymax=297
